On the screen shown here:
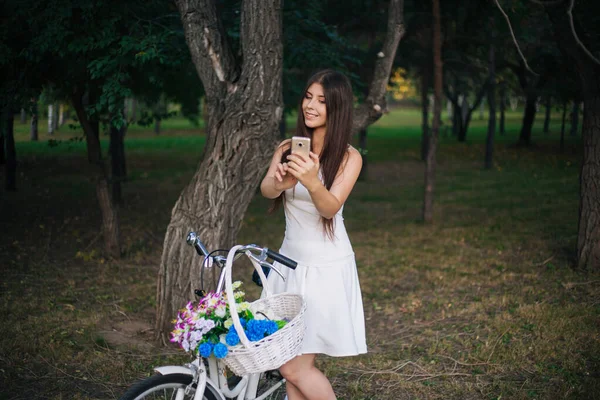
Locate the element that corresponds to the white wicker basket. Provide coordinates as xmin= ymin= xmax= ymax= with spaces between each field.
xmin=222 ymin=245 xmax=306 ymax=376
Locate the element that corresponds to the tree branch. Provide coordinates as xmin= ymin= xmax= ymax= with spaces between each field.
xmin=567 ymin=0 xmax=600 ymax=65
xmin=493 ymin=0 xmax=540 ymax=76
xmin=353 ymin=0 xmax=406 ymax=135
xmin=174 ymin=0 xmax=238 ymax=98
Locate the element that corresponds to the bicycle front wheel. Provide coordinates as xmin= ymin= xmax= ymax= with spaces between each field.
xmin=119 ymin=373 xmax=220 ymax=400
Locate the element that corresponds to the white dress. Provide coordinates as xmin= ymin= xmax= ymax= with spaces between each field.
xmin=264 ymin=179 xmax=367 ymax=357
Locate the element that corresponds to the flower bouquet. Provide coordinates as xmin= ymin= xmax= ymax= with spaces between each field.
xmin=170 ymin=281 xmax=288 ymax=360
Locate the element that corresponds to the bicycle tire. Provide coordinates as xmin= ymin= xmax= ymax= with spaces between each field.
xmin=118 ymin=373 xmax=220 ymax=400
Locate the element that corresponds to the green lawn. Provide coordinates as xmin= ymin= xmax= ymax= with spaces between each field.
xmin=1 ymin=108 xmax=595 ymax=400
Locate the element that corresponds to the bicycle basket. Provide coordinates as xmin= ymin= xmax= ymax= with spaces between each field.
xmin=223 ymin=245 xmax=306 ymax=376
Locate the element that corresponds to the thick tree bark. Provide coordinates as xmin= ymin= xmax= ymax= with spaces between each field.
xmin=423 ymin=0 xmax=442 ymax=223
xmin=518 ymin=93 xmax=537 ymax=145
xmin=20 ymin=108 xmax=26 ymax=124
xmin=546 ymin=5 xmax=600 ymax=270
xmin=570 ymin=101 xmax=580 ymax=136
xmin=3 ymin=106 xmax=17 ymax=191
xmin=71 ymin=89 xmax=121 ymax=258
xmin=485 ymin=41 xmax=496 ymax=170
xmin=30 ymin=98 xmax=38 ymax=141
xmin=543 ymin=97 xmax=551 ymax=134
xmin=499 ymin=81 xmax=506 ymax=135
xmin=578 ymin=89 xmax=600 ymax=270
xmin=156 ymin=0 xmax=285 ymax=341
xmin=421 ymin=69 xmax=429 ymax=161
xmin=352 ymin=0 xmax=405 ymax=134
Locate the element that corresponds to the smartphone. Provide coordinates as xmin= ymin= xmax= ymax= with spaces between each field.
xmin=291 ymin=136 xmax=311 ymax=158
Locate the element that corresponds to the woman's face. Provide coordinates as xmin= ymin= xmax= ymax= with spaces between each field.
xmin=302 ymin=83 xmax=327 ymax=130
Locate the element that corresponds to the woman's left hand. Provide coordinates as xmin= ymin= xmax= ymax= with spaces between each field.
xmin=286 ymin=152 xmax=321 ymax=192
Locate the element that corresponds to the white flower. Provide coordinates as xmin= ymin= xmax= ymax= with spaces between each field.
xmin=237 ymin=302 xmax=250 ymax=311
xmin=219 ymin=334 xmax=227 ymax=344
xmin=224 ymin=318 xmax=233 ymax=329
xmin=232 ymin=281 xmax=242 ymax=290
xmin=215 ymin=305 xmax=227 ymax=318
xmin=234 ymin=291 xmax=245 ymax=300
xmin=182 ymin=339 xmax=190 ymax=352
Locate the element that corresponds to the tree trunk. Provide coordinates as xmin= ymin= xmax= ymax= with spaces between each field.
xmin=570 ymin=101 xmax=580 ymax=136
xmin=485 ymin=40 xmax=496 ymax=170
xmin=578 ymin=89 xmax=600 ymax=269
xmin=156 ymin=0 xmax=285 ymax=341
xmin=560 ymin=100 xmax=567 ymax=152
xmin=47 ymin=104 xmax=54 ymax=135
xmin=3 ymin=106 xmax=17 ymax=191
xmin=110 ymin=114 xmax=127 ymax=205
xmin=71 ymin=89 xmax=121 ymax=258
xmin=154 ymin=118 xmax=161 ymax=135
xmin=452 ymin=98 xmax=460 ymax=136
xmin=518 ymin=93 xmax=537 ymax=145
xmin=421 ymin=70 xmax=429 ymax=161
xmin=358 ymin=128 xmax=368 ymax=180
xmin=423 ymin=0 xmax=442 ymax=223
xmin=352 ymin=0 xmax=405 ymax=133
xmin=52 ymin=103 xmax=59 ymax=132
xmin=545 ymin=5 xmax=600 ymax=270
xmin=58 ymin=103 xmax=65 ymax=127
xmin=30 ymin=98 xmax=39 ymax=141
xmin=543 ymin=97 xmax=551 ymax=134
xmin=499 ymin=82 xmax=506 ymax=135
xmin=479 ymin=99 xmax=485 ymax=120
xmin=20 ymin=108 xmax=26 ymax=124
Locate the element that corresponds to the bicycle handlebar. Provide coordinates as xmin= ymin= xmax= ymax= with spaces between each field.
xmin=265 ymin=248 xmax=297 ymax=269
xmin=186 ymin=231 xmax=298 ymax=270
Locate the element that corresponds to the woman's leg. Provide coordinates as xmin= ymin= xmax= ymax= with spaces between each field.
xmin=280 ymin=354 xmax=336 ymax=400
xmin=285 ymin=380 xmax=307 ymax=400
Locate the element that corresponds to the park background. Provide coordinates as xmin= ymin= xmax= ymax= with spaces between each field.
xmin=1 ymin=0 xmax=599 ymax=399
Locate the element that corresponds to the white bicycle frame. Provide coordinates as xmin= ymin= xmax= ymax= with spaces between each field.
xmin=154 ymin=356 xmax=286 ymax=400
xmin=151 ymin=238 xmax=291 ymax=400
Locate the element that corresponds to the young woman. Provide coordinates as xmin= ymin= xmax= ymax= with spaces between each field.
xmin=260 ymin=70 xmax=367 ymax=400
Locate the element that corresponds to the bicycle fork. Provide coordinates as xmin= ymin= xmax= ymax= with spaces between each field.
xmin=153 ymin=358 xmax=216 ymax=400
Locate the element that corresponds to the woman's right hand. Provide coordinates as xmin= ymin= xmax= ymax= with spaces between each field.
xmin=273 ymin=162 xmax=297 ymax=191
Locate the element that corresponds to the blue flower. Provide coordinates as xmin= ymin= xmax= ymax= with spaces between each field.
xmin=265 ymin=320 xmax=278 ymax=335
xmin=226 ymin=330 xmax=240 ymax=346
xmin=240 ymin=318 xmax=247 ymax=328
xmin=213 ymin=343 xmax=229 ymax=359
xmin=198 ymin=342 xmax=213 ymax=358
xmin=246 ymin=319 xmax=270 ymax=341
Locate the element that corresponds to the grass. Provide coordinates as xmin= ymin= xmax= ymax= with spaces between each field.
xmin=1 ymin=108 xmax=597 ymax=400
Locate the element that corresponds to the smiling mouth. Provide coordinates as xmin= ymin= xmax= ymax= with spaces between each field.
xmin=305 ymin=112 xmax=318 ymax=118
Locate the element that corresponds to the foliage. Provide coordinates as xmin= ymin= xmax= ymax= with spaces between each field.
xmin=387 ymin=67 xmax=418 ymax=100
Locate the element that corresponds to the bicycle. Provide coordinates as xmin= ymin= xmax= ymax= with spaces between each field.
xmin=118 ymin=231 xmax=300 ymax=400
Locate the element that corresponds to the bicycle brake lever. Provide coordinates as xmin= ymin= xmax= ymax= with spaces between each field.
xmin=261 ymin=261 xmax=285 ymax=281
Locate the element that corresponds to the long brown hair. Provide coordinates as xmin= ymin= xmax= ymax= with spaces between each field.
xmin=272 ymin=69 xmax=353 ymax=238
